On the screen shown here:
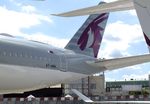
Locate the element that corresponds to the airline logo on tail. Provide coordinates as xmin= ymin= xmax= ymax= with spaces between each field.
xmin=77 ymin=13 xmax=109 ymax=57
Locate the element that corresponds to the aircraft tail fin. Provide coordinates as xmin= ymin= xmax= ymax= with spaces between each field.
xmin=55 ymin=0 xmax=150 ymax=53
xmin=65 ymin=2 xmax=109 ymax=58
xmin=133 ymin=0 xmax=150 ymax=52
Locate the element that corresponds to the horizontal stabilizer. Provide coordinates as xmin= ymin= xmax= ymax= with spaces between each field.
xmin=52 ymin=0 xmax=134 ymax=17
xmin=71 ymin=89 xmax=93 ymax=103
xmin=86 ymin=54 xmax=150 ymax=71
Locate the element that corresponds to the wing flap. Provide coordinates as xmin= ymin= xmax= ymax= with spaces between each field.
xmin=86 ymin=54 xmax=150 ymax=71
xmin=52 ymin=0 xmax=134 ymax=17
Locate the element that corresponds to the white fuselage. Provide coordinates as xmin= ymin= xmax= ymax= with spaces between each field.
xmin=0 ymin=64 xmax=87 ymax=94
xmin=0 ymin=35 xmax=97 ymax=94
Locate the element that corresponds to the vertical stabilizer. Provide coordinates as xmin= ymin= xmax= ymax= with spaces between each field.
xmin=133 ymin=0 xmax=150 ymax=52
xmin=65 ymin=2 xmax=109 ymax=58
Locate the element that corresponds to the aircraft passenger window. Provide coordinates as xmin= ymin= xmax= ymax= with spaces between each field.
xmin=43 ymin=57 xmax=47 ymax=60
xmin=20 ymin=53 xmax=23 ymax=57
xmin=48 ymin=50 xmax=53 ymax=54
xmin=25 ymin=54 xmax=28 ymax=58
xmin=9 ymin=53 xmax=12 ymax=56
xmin=39 ymin=57 xmax=42 ymax=60
xmin=14 ymin=53 xmax=17 ymax=57
xmin=50 ymin=65 xmax=56 ymax=68
xmin=34 ymin=56 xmax=37 ymax=59
xmin=3 ymin=52 xmax=6 ymax=56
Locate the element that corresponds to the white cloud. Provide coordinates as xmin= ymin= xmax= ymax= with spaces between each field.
xmin=9 ymin=0 xmax=22 ymax=6
xmin=129 ymin=10 xmax=137 ymax=16
xmin=22 ymin=5 xmax=37 ymax=13
xmin=128 ymin=65 xmax=142 ymax=70
xmin=105 ymin=21 xmax=142 ymax=43
xmin=25 ymin=33 xmax=69 ymax=48
xmin=106 ymin=73 xmax=149 ymax=81
xmin=105 ymin=77 xmax=116 ymax=81
xmin=0 ymin=6 xmax=52 ymax=36
xmin=105 ymin=66 xmax=148 ymax=81
xmin=0 ymin=5 xmax=69 ymax=49
xmin=99 ymin=21 xmax=144 ymax=58
xmin=122 ymin=72 xmax=150 ymax=80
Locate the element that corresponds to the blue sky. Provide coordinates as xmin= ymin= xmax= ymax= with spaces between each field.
xmin=0 ymin=0 xmax=150 ymax=81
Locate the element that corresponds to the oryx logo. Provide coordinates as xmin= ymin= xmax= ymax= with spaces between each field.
xmin=77 ymin=13 xmax=108 ymax=58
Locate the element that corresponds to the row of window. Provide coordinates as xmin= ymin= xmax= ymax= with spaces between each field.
xmin=0 ymin=51 xmax=50 ymax=61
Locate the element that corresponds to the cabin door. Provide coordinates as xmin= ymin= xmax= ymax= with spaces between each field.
xmin=59 ymin=54 xmax=68 ymax=72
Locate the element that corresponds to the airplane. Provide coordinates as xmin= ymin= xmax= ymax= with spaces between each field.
xmin=52 ymin=0 xmax=150 ymax=103
xmin=0 ymin=0 xmax=150 ymax=96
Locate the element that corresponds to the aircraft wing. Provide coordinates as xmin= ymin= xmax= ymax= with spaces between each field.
xmin=86 ymin=54 xmax=150 ymax=71
xmin=52 ymin=0 xmax=134 ymax=17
